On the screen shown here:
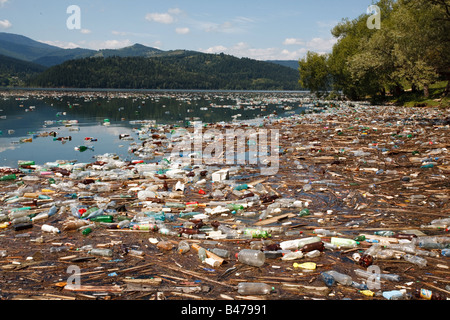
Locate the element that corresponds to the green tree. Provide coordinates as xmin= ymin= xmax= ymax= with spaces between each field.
xmin=298 ymin=51 xmax=330 ymax=93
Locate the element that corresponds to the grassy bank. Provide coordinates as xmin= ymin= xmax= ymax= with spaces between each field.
xmin=386 ymin=81 xmax=449 ymax=109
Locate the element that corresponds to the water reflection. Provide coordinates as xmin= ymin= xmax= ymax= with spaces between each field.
xmin=0 ymin=90 xmax=315 ymax=167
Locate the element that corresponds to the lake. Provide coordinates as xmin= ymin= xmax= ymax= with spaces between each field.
xmin=0 ymin=89 xmax=319 ymax=167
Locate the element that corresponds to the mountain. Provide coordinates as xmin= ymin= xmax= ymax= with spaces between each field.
xmin=0 ymin=32 xmax=300 ymax=69
xmin=0 ymin=32 xmax=301 ymax=90
xmin=29 ymin=53 xmax=301 ymax=90
xmin=0 ymin=53 xmax=47 ymax=86
xmin=0 ymin=32 xmax=96 ymax=67
xmin=266 ymin=60 xmax=299 ymax=70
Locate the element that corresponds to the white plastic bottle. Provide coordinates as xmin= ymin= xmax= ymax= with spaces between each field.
xmin=41 ymin=224 xmax=60 ymax=234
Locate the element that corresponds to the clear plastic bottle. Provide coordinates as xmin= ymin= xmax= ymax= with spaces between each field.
xmin=237 ymin=282 xmax=274 ymax=295
xmin=416 ymin=236 xmax=450 ymax=249
xmin=211 ymin=248 xmax=230 ymax=259
xmin=326 ymin=270 xmax=353 ymax=285
xmin=178 ymin=240 xmax=190 ymax=254
xmin=89 ymin=248 xmax=113 ymax=257
xmin=279 ymin=236 xmax=321 ymax=250
xmin=237 ymin=249 xmax=265 ymax=267
xmin=402 ymin=254 xmax=427 ymax=268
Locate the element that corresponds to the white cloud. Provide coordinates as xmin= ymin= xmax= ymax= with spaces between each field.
xmin=201 ymin=42 xmax=307 ymax=61
xmin=306 ymin=37 xmax=337 ymax=53
xmin=0 ymin=19 xmax=12 ymax=29
xmin=175 ymin=27 xmax=190 ymax=35
xmin=0 ymin=0 xmax=8 ymax=7
xmin=168 ymin=8 xmax=183 ymax=15
xmin=92 ymin=39 xmax=133 ymax=50
xmin=145 ymin=8 xmax=183 ymax=25
xmin=204 ymin=45 xmax=228 ymax=54
xmin=145 ymin=12 xmax=175 ymax=24
xmin=283 ymin=38 xmax=304 ymax=45
xmin=38 ymin=40 xmax=80 ymax=49
xmin=80 ymin=29 xmax=91 ymax=34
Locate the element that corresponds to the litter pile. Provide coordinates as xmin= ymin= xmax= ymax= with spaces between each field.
xmin=0 ymin=100 xmax=449 ymax=301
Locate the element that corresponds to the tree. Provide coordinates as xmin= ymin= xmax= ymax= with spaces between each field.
xmin=298 ymin=51 xmax=330 ymax=93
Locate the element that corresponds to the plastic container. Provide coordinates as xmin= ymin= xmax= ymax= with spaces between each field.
xmin=41 ymin=224 xmax=60 ymax=234
xmin=326 ymin=270 xmax=353 ymax=285
xmin=236 ymin=249 xmax=265 ymax=267
xmin=89 ymin=248 xmax=113 ymax=257
xmin=330 ymin=237 xmax=359 ymax=248
xmin=178 ymin=240 xmax=190 ymax=254
xmin=320 ymin=271 xmax=335 ymax=287
xmin=359 ymin=244 xmax=381 ymax=268
xmin=237 ymin=282 xmax=274 ymax=295
xmin=279 ymin=236 xmax=321 ymax=250
xmin=402 ymin=254 xmax=427 ymax=268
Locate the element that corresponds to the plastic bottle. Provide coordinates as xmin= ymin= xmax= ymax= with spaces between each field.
xmin=211 ymin=248 xmax=230 ymax=259
xmin=313 ymin=228 xmax=340 ymax=236
xmin=416 ymin=236 xmax=450 ymax=249
xmin=330 ymin=237 xmax=359 ymax=248
xmin=300 ymin=241 xmax=324 ymax=253
xmin=237 ymin=249 xmax=265 ymax=267
xmin=383 ymin=290 xmax=404 ymax=300
xmin=178 ymin=240 xmax=190 ymax=254
xmin=403 ymin=254 xmax=427 ymax=268
xmin=41 ymin=224 xmax=60 ymax=234
xmin=89 ymin=248 xmax=113 ymax=257
xmin=11 ymin=216 xmax=31 ymax=225
xmin=90 ymin=215 xmax=114 ymax=223
xmin=293 ymin=262 xmax=316 ymax=270
xmin=13 ymin=222 xmax=32 ymax=231
xmin=281 ymin=251 xmax=304 ymax=261
xmin=359 ymin=244 xmax=381 ymax=268
xmin=279 ymin=236 xmax=321 ymax=250
xmin=132 ymin=223 xmax=158 ymax=231
xmin=414 ymin=288 xmax=444 ymax=300
xmin=354 ymin=269 xmax=401 ymax=282
xmin=442 ymin=249 xmax=450 ymax=257
xmin=320 ymin=271 xmax=335 ymax=287
xmin=374 ymin=230 xmax=395 ymax=237
xmin=386 ymin=243 xmax=417 ymax=254
xmin=237 ymin=282 xmax=274 ymax=295
xmin=326 ymin=270 xmax=353 ymax=285
xmin=62 ymin=219 xmax=89 ymax=231
xmin=0 ymin=174 xmax=16 ymax=181
xmin=243 ymin=228 xmax=270 ymax=239
xmin=198 ymin=247 xmax=207 ymax=262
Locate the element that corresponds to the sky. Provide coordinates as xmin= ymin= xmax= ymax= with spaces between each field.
xmin=0 ymin=0 xmax=374 ymax=61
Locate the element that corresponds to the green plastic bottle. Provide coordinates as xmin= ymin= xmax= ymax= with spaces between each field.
xmin=89 ymin=215 xmax=114 ymax=223
xmin=0 ymin=174 xmax=16 ymax=181
xmin=298 ymin=208 xmax=310 ymax=217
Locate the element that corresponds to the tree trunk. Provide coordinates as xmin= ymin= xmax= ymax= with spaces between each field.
xmin=424 ymin=84 xmax=430 ymax=98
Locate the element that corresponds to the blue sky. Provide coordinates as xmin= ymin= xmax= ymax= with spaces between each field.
xmin=0 ymin=0 xmax=373 ymax=60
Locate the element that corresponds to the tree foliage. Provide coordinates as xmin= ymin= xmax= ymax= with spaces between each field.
xmin=28 ymin=53 xmax=300 ymax=90
xmin=299 ymin=0 xmax=450 ymax=100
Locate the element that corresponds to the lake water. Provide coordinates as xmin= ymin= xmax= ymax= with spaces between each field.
xmin=0 ymin=89 xmax=317 ymax=167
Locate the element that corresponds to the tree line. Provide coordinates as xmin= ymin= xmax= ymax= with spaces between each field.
xmin=28 ymin=52 xmax=301 ymax=91
xmin=298 ymin=0 xmax=449 ymax=102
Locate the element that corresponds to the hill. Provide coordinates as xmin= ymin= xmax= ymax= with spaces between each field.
xmin=0 ymin=54 xmax=47 ymax=86
xmin=28 ymin=53 xmax=300 ymax=90
xmin=266 ymin=60 xmax=299 ymax=70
